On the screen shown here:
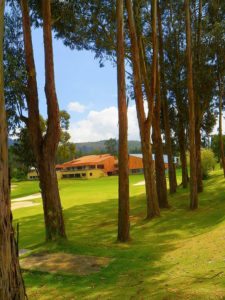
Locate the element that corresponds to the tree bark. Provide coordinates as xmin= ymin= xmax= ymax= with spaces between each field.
xmin=116 ymin=0 xmax=130 ymax=242
xmin=185 ymin=0 xmax=198 ymax=209
xmin=126 ymin=0 xmax=160 ymax=219
xmin=158 ymin=2 xmax=177 ymax=194
xmin=152 ymin=65 xmax=169 ymax=208
xmin=0 ymin=1 xmax=26 ymax=298
xmin=20 ymin=0 xmax=66 ymax=241
xmin=218 ymin=77 xmax=225 ymax=177
xmin=177 ymin=111 xmax=189 ymax=188
xmin=194 ymin=0 xmax=203 ymax=192
xmin=133 ymin=1 xmax=168 ymax=209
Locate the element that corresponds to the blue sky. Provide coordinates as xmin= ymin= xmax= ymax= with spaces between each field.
xmin=31 ymin=28 xmax=221 ymax=142
xmin=31 ymin=28 xmax=141 ymax=142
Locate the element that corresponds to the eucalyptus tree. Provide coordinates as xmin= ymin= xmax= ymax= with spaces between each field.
xmin=185 ymin=0 xmax=198 ymax=209
xmin=20 ymin=0 xmax=66 ymax=241
xmin=125 ymin=0 xmax=160 ymax=218
xmin=116 ymin=0 xmax=130 ymax=241
xmin=0 ymin=0 xmax=26 ymax=298
xmin=157 ymin=1 xmax=177 ymax=194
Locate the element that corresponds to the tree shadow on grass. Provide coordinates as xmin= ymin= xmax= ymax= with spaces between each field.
xmin=17 ymin=171 xmax=225 ymax=299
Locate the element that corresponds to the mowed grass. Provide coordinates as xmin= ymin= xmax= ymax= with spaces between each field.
xmin=12 ymin=170 xmax=225 ymax=300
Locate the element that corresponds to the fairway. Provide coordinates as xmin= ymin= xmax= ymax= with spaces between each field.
xmin=12 ymin=170 xmax=225 ymax=299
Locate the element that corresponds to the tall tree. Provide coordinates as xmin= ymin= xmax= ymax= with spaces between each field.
xmin=132 ymin=0 xmax=169 ymax=209
xmin=158 ymin=1 xmax=177 ymax=194
xmin=116 ymin=0 xmax=130 ymax=242
xmin=218 ymin=76 xmax=225 ymax=177
xmin=0 ymin=0 xmax=26 ymax=298
xmin=152 ymin=62 xmax=169 ymax=208
xmin=185 ymin=0 xmax=198 ymax=209
xmin=126 ymin=0 xmax=160 ymax=219
xmin=20 ymin=0 xmax=66 ymax=241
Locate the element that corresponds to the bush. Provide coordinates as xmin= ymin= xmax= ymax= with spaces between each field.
xmin=187 ymin=148 xmax=216 ymax=179
xmin=201 ymin=148 xmax=216 ymax=179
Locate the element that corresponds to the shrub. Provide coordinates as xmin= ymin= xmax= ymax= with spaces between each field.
xmin=187 ymin=148 xmax=216 ymax=179
xmin=201 ymin=148 xmax=216 ymax=179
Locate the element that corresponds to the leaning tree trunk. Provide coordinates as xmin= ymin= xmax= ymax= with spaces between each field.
xmin=158 ymin=2 xmax=177 ymax=194
xmin=185 ymin=0 xmax=198 ymax=209
xmin=116 ymin=0 xmax=130 ymax=242
xmin=20 ymin=0 xmax=66 ymax=241
xmin=126 ymin=0 xmax=160 ymax=219
xmin=0 ymin=1 xmax=26 ymax=298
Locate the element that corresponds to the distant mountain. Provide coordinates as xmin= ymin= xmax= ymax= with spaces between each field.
xmin=75 ymin=140 xmax=141 ymax=155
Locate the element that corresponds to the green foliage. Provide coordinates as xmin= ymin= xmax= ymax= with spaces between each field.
xmin=201 ymin=148 xmax=216 ymax=179
xmin=187 ymin=148 xmax=216 ymax=179
xmin=104 ymin=138 xmax=118 ymax=155
xmin=211 ymin=134 xmax=225 ymax=161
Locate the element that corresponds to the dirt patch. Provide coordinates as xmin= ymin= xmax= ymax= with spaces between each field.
xmin=12 ymin=201 xmax=40 ymax=210
xmin=12 ymin=193 xmax=41 ymax=202
xmin=20 ymin=252 xmax=111 ymax=276
xmin=133 ymin=181 xmax=145 ymax=186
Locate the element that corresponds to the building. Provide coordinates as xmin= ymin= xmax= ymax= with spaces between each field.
xmin=57 ymin=154 xmax=115 ymax=179
xmin=27 ymin=153 xmax=180 ymax=180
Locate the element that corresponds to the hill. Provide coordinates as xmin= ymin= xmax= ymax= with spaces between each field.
xmin=75 ymin=140 xmax=141 ymax=155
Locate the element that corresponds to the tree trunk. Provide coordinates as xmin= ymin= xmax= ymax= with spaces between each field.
xmin=178 ymin=113 xmax=188 ymax=188
xmin=158 ymin=2 xmax=177 ymax=194
xmin=142 ymin=131 xmax=160 ymax=218
xmin=194 ymin=0 xmax=203 ymax=192
xmin=219 ymin=78 xmax=225 ymax=177
xmin=152 ymin=65 xmax=169 ymax=208
xmin=38 ymin=156 xmax=66 ymax=240
xmin=185 ymin=0 xmax=198 ymax=209
xmin=116 ymin=0 xmax=130 ymax=242
xmin=125 ymin=0 xmax=160 ymax=219
xmin=195 ymin=123 xmax=203 ymax=191
xmin=0 ymin=1 xmax=26 ymax=298
xmin=20 ymin=0 xmax=66 ymax=241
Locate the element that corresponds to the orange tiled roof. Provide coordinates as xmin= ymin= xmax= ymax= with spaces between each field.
xmin=61 ymin=154 xmax=114 ymax=168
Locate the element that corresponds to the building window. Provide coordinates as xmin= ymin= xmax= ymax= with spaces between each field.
xmin=97 ymin=164 xmax=104 ymax=169
xmin=90 ymin=173 xmax=93 ymax=176
xmin=82 ymin=173 xmax=86 ymax=177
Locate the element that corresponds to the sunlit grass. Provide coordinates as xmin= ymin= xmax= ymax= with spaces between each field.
xmin=13 ymin=169 xmax=225 ymax=299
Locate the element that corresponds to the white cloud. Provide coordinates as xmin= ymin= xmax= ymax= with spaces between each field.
xmin=67 ymin=101 xmax=86 ymax=113
xmin=69 ymin=105 xmax=141 ymax=142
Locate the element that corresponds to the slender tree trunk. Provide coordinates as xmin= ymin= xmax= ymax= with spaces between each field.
xmin=185 ymin=0 xmax=198 ymax=209
xmin=178 ymin=113 xmax=188 ymax=188
xmin=126 ymin=0 xmax=160 ymax=219
xmin=152 ymin=65 xmax=169 ymax=208
xmin=20 ymin=0 xmax=66 ymax=241
xmin=219 ymin=79 xmax=225 ymax=177
xmin=195 ymin=123 xmax=203 ymax=191
xmin=195 ymin=0 xmax=203 ymax=192
xmin=133 ymin=1 xmax=168 ymax=209
xmin=38 ymin=157 xmax=66 ymax=240
xmin=0 ymin=1 xmax=26 ymax=298
xmin=158 ymin=2 xmax=177 ymax=194
xmin=116 ymin=0 xmax=130 ymax=242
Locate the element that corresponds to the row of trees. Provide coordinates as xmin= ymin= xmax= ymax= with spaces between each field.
xmin=116 ymin=0 xmax=224 ymax=241
xmin=0 ymin=0 xmax=224 ymax=298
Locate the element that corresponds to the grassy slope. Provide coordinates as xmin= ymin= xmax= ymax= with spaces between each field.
xmin=12 ymin=170 xmax=225 ymax=300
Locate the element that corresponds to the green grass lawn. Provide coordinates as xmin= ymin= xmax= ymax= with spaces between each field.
xmin=12 ymin=170 xmax=225 ymax=299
